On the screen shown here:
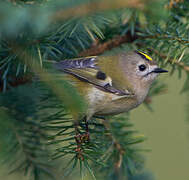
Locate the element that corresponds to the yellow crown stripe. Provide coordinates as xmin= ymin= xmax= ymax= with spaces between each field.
xmin=138 ymin=51 xmax=152 ymax=61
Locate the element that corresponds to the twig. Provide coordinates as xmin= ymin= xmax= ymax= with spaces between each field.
xmin=102 ymin=119 xmax=125 ymax=170
xmin=0 ymin=73 xmax=32 ymax=92
xmin=150 ymin=48 xmax=189 ymax=72
xmin=142 ymin=34 xmax=189 ymax=44
xmin=79 ymin=33 xmax=135 ymax=56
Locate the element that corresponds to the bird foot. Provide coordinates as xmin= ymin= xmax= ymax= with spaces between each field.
xmin=75 ymin=131 xmax=90 ymax=144
xmin=74 ymin=132 xmax=90 ymax=161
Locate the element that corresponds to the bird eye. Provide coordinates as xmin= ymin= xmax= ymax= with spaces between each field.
xmin=139 ymin=64 xmax=146 ymax=71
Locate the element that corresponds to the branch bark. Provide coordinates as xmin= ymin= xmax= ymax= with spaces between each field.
xmin=79 ymin=33 xmax=136 ymax=56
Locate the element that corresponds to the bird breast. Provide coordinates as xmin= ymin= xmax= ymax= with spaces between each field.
xmin=86 ymin=86 xmax=141 ymax=116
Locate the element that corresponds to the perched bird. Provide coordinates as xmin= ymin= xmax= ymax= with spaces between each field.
xmin=55 ymin=51 xmax=168 ymax=120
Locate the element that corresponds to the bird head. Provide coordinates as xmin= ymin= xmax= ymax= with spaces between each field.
xmin=119 ymin=51 xmax=168 ymax=96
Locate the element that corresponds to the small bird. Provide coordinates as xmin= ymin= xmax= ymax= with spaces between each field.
xmin=55 ymin=51 xmax=168 ymax=121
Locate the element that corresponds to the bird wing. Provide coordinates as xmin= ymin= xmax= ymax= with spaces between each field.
xmin=54 ymin=56 xmax=133 ymax=96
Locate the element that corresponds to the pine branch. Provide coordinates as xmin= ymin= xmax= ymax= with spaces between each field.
xmin=79 ymin=32 xmax=136 ymax=56
xmin=141 ymin=34 xmax=189 ymax=45
xmin=102 ymin=120 xmax=125 ymax=170
xmin=0 ymin=84 xmax=55 ymax=180
xmin=150 ymin=48 xmax=189 ymax=73
xmin=6 ymin=43 xmax=86 ymax=119
xmin=1 ymin=1 xmax=187 ymax=179
xmin=52 ymin=0 xmax=145 ymax=22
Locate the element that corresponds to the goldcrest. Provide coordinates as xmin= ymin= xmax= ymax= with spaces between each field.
xmin=55 ymin=51 xmax=168 ymax=120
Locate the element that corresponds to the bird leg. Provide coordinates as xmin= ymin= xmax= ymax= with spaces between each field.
xmin=74 ymin=116 xmax=90 ymax=159
xmin=74 ymin=116 xmax=90 ymax=143
xmin=83 ymin=116 xmax=90 ymax=142
xmin=74 ymin=121 xmax=84 ymax=160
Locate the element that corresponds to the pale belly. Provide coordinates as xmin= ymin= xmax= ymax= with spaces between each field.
xmin=85 ymin=87 xmax=143 ymax=116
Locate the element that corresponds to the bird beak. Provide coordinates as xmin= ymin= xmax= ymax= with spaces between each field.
xmin=152 ymin=68 xmax=168 ymax=73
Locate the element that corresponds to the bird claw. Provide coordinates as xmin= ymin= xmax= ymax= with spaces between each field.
xmin=74 ymin=132 xmax=90 ymax=161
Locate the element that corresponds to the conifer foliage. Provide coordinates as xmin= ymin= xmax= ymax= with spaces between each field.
xmin=0 ymin=0 xmax=188 ymax=179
